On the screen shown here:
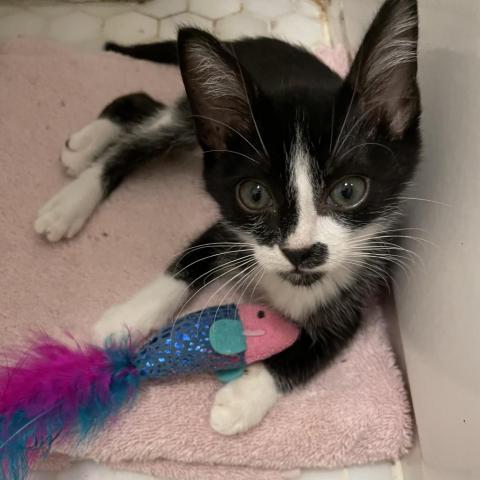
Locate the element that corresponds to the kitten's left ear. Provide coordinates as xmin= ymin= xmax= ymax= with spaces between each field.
xmin=177 ymin=28 xmax=259 ymax=151
xmin=346 ymin=0 xmax=420 ymax=138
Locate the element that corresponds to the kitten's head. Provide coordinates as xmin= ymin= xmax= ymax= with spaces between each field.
xmin=178 ymin=0 xmax=420 ymax=295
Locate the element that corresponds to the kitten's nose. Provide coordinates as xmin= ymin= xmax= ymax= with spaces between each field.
xmin=281 ymin=243 xmax=328 ymax=269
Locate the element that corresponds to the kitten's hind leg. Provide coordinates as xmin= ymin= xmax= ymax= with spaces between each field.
xmin=35 ymin=95 xmax=196 ymax=242
xmin=61 ymin=119 xmax=120 ymax=177
xmin=61 ymin=93 xmax=160 ymax=177
xmin=35 ymin=163 xmax=104 ymax=241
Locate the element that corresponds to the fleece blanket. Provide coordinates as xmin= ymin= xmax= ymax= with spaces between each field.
xmin=0 ymin=39 xmax=411 ymax=480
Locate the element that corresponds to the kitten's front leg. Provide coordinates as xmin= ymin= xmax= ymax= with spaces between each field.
xmin=93 ymin=222 xmax=233 ymax=344
xmin=93 ymin=273 xmax=187 ymax=344
xmin=210 ymin=363 xmax=280 ymax=435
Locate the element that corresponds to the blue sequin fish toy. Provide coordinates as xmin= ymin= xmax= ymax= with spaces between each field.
xmin=0 ymin=304 xmax=299 ymax=480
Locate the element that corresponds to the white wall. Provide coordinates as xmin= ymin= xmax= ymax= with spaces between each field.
xmin=339 ymin=1 xmax=480 ymax=479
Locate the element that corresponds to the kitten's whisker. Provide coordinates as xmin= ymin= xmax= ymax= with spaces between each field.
xmin=249 ymin=267 xmax=264 ymax=303
xmin=345 ymin=259 xmax=398 ymax=291
xmin=174 ymin=242 xmax=255 ymax=266
xmin=347 ymin=231 xmax=434 ymax=247
xmin=349 ymin=245 xmax=418 ymax=261
xmin=171 ymin=255 xmax=257 ymax=329
xmin=396 ymin=196 xmax=451 ymax=207
xmin=221 ymin=263 xmax=255 ymax=306
xmin=349 ymin=250 xmax=419 ymax=266
xmin=343 ymin=260 xmax=393 ymax=293
xmin=359 ymin=251 xmax=416 ymax=277
xmin=173 ymin=248 xmax=254 ymax=278
xmin=378 ymin=226 xmax=428 ymax=233
xmin=171 ymin=255 xmax=257 ymax=333
xmin=214 ymin=261 xmax=259 ymax=322
xmin=375 ymin=234 xmax=435 ymax=248
xmin=347 ymin=242 xmax=423 ymax=262
xmin=196 ymin=260 xmax=258 ymax=332
xmin=359 ymin=255 xmax=417 ymax=274
xmin=176 ymin=268 xmax=257 ymax=340
xmin=189 ymin=261 xmax=257 ymax=338
xmin=176 ymin=253 xmax=256 ymax=290
xmin=354 ymin=243 xmax=423 ymax=261
xmin=387 ymin=258 xmax=414 ymax=280
xmin=344 ymin=228 xmax=425 ymax=244
xmin=249 ymin=268 xmax=265 ymax=306
xmin=180 ymin=241 xmax=255 ymax=255
xmin=238 ymin=264 xmax=262 ymax=304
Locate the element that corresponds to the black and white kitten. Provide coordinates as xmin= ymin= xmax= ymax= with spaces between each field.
xmin=34 ymin=0 xmax=421 ymax=435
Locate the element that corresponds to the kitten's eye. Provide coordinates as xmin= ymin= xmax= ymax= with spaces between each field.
xmin=236 ymin=180 xmax=273 ymax=212
xmin=329 ymin=176 xmax=368 ymax=209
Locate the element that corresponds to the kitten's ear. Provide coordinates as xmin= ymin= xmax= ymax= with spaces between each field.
xmin=346 ymin=0 xmax=420 ymax=138
xmin=178 ymin=28 xmax=257 ymax=151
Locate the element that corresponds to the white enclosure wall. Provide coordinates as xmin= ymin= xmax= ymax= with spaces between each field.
xmin=339 ymin=1 xmax=480 ymax=479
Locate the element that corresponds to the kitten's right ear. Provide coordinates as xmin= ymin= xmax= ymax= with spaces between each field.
xmin=177 ymin=28 xmax=258 ymax=151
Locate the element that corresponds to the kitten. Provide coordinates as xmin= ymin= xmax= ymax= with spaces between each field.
xmin=34 ymin=0 xmax=421 ymax=435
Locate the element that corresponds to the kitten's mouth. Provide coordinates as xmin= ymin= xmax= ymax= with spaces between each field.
xmin=279 ymin=270 xmax=324 ymax=287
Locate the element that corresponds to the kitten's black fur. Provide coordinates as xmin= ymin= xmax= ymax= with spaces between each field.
xmin=87 ymin=0 xmax=421 ymax=392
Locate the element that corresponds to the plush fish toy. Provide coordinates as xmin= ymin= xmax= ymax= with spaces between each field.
xmin=0 ymin=304 xmax=298 ymax=480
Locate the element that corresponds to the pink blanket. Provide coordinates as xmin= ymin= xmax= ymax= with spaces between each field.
xmin=0 ymin=39 xmax=411 ymax=480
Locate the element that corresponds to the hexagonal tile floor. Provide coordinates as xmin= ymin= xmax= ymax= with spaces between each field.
xmin=0 ymin=0 xmax=330 ymax=50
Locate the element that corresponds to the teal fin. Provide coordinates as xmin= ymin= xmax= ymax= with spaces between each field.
xmin=209 ymin=319 xmax=246 ymax=355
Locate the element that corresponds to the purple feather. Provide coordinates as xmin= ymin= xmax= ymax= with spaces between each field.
xmin=0 ymin=337 xmax=140 ymax=480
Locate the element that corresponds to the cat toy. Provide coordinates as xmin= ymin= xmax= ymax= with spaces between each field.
xmin=0 ymin=304 xmax=298 ymax=480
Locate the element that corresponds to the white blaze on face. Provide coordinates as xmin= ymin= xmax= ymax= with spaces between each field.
xmin=285 ymin=137 xmax=317 ymax=250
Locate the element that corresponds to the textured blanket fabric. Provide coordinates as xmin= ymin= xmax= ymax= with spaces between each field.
xmin=0 ymin=39 xmax=411 ymax=480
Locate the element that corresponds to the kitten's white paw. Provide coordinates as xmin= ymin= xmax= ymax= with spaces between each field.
xmin=61 ymin=119 xmax=120 ymax=177
xmin=35 ymin=165 xmax=103 ymax=242
xmin=210 ymin=364 xmax=280 ymax=436
xmin=93 ymin=301 xmax=159 ymax=346
xmin=93 ymin=275 xmax=188 ymax=345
